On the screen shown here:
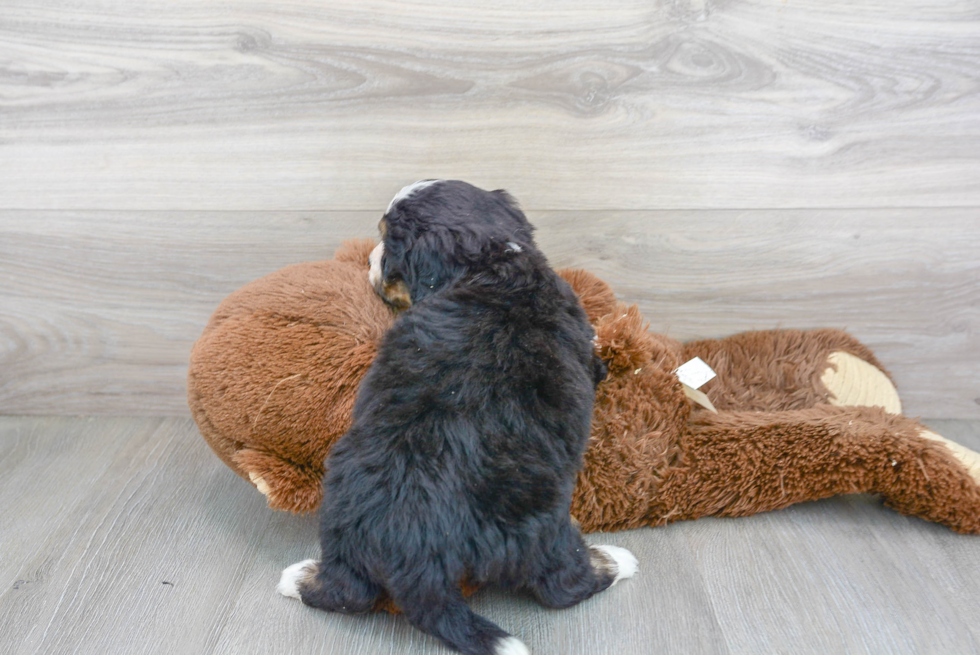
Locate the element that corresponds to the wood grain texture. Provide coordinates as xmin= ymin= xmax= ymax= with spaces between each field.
xmin=2 ymin=416 xmax=980 ymax=654
xmin=0 ymin=211 xmax=370 ymax=416
xmin=3 ymin=2 xmax=979 ymax=652
xmin=2 ymin=209 xmax=978 ymax=417
xmin=1 ymin=0 xmax=978 ymax=210
xmin=539 ymin=210 xmax=980 ymax=419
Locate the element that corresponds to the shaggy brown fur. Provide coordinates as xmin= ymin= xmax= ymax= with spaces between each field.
xmin=188 ymin=240 xmax=393 ymax=512
xmin=189 ymin=240 xmax=980 ymax=544
xmin=684 ymin=329 xmax=889 ymax=413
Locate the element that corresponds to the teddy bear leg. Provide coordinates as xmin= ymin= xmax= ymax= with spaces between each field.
xmin=232 ymin=448 xmax=324 ymax=513
xmin=658 ymin=406 xmax=980 ymax=533
xmin=875 ymin=425 xmax=980 ymax=533
xmin=188 ymin=385 xmax=252 ymax=482
xmin=682 ymin=328 xmax=901 ymax=413
xmin=910 ymin=430 xmax=980 ymax=489
xmin=819 ymin=350 xmax=901 ymax=414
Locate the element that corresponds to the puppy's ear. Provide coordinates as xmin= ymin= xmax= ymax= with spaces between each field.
xmin=492 ymin=189 xmax=520 ymax=209
xmin=377 ymin=236 xmax=414 ymax=308
xmin=379 ymin=226 xmax=458 ymax=306
xmin=492 ymin=189 xmax=536 ymax=247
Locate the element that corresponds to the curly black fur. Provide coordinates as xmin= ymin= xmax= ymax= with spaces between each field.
xmin=294 ymin=181 xmax=615 ymax=655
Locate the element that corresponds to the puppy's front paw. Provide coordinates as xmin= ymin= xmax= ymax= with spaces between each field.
xmin=590 ymin=545 xmax=638 ymax=586
xmin=277 ymin=559 xmax=319 ymax=600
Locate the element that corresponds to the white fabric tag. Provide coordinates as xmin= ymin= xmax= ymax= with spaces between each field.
xmin=674 ymin=357 xmax=717 ymax=390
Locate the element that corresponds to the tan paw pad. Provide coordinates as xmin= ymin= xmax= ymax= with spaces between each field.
xmin=248 ymin=472 xmax=272 ymax=496
xmin=918 ymin=430 xmax=980 ymax=484
xmin=821 ymin=351 xmax=902 ymax=415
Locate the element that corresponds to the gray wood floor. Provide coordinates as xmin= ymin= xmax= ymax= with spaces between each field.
xmin=3 ymin=415 xmax=980 ymax=655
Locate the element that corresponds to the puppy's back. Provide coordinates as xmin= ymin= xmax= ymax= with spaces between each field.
xmin=282 ymin=181 xmax=630 ymax=655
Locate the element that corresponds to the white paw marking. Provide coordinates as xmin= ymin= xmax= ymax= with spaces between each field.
xmin=385 ymin=179 xmax=441 ymax=214
xmin=494 ymin=636 xmax=530 ymax=655
xmin=368 ymin=241 xmax=384 ymax=289
xmin=277 ymin=559 xmax=318 ymax=600
xmin=593 ymin=545 xmax=638 ymax=586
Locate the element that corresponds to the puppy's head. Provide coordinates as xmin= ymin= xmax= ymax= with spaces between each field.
xmin=370 ymin=180 xmax=535 ymax=309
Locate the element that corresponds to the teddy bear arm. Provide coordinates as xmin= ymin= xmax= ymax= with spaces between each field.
xmin=232 ymin=447 xmax=324 ymax=513
xmin=655 ymin=406 xmax=980 ymax=533
xmin=189 ymin=380 xmax=250 ymax=482
xmin=682 ymin=328 xmax=900 ymax=414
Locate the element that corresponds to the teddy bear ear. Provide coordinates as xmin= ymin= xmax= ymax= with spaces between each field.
xmin=557 ymin=268 xmax=619 ymax=324
xmin=593 ymin=304 xmax=656 ymax=374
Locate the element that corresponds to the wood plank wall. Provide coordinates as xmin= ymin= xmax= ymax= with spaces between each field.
xmin=1 ymin=1 xmax=978 ymax=417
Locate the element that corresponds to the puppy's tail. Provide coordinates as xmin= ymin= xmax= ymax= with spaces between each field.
xmin=281 ymin=560 xmax=526 ymax=654
xmin=392 ymin=585 xmax=529 ymax=655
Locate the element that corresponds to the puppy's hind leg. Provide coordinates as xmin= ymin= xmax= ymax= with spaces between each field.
xmin=278 ymin=555 xmax=381 ymax=614
xmin=527 ymin=521 xmax=638 ymax=609
xmin=391 ymin=580 xmax=528 ymax=655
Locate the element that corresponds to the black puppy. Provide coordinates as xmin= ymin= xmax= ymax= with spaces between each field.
xmin=279 ymin=180 xmax=637 ymax=655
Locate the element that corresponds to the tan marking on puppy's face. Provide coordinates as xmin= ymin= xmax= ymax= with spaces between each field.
xmin=370 ymin=220 xmax=412 ymax=309
xmin=381 ymin=278 xmax=412 ymax=310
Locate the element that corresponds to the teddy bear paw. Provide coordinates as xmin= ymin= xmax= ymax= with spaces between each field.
xmin=248 ymin=472 xmax=272 ymax=496
xmin=917 ymin=429 xmax=980 ymax=484
xmin=821 ymin=351 xmax=902 ymax=414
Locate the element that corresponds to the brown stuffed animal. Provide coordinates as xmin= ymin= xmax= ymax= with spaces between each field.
xmin=188 ymin=239 xmax=980 ymax=538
